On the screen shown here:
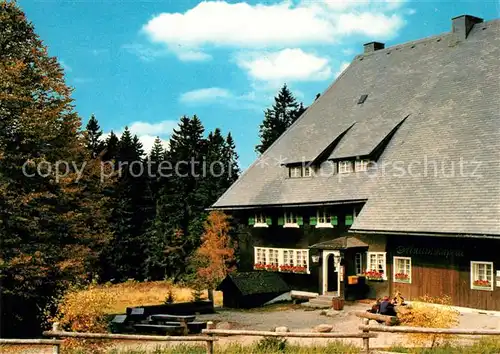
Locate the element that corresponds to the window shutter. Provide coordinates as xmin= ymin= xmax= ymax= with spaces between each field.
xmin=331 ymin=216 xmax=338 ymax=226
xmin=345 ymin=215 xmax=353 ymax=226
xmin=297 ymin=216 xmax=304 ymax=226
xmin=248 ymin=217 xmax=255 ymax=225
xmin=309 ymin=216 xmax=317 ymax=226
xmin=278 ymin=217 xmax=284 ymax=226
xmin=266 ymin=217 xmax=272 ymax=226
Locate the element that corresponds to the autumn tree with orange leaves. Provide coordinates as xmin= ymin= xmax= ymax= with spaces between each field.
xmin=193 ymin=211 xmax=236 ymax=302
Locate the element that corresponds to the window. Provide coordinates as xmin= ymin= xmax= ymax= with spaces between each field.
xmin=355 ymin=253 xmax=363 ymax=275
xmin=254 ymin=213 xmax=268 ymax=228
xmin=338 ymin=161 xmax=353 ymax=174
xmin=284 ymin=212 xmax=298 ymax=227
xmin=316 ymin=209 xmax=333 ymax=228
xmin=303 ymin=166 xmax=312 ymax=177
xmin=393 ymin=257 xmax=412 ymax=283
xmin=289 ymin=166 xmax=302 ymax=178
xmin=471 ymin=261 xmax=494 ymax=291
xmin=366 ymin=252 xmax=387 ymax=279
xmin=254 ymin=247 xmax=310 ymax=273
xmin=355 ymin=160 xmax=370 ymax=172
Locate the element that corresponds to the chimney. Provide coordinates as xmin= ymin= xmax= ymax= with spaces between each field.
xmin=452 ymin=15 xmax=483 ymax=40
xmin=363 ymin=42 xmax=385 ymax=53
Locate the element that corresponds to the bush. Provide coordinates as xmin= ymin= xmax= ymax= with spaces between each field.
xmin=398 ymin=295 xmax=459 ymax=348
xmin=256 ymin=337 xmax=288 ymax=352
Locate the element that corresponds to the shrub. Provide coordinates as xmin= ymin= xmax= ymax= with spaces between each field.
xmin=398 ymin=295 xmax=459 ymax=348
xmin=164 ymin=289 xmax=175 ymax=304
xmin=256 ymin=337 xmax=288 ymax=352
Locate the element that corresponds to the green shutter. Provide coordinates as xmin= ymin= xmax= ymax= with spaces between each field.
xmin=309 ymin=216 xmax=317 ymax=226
xmin=297 ymin=216 xmax=304 ymax=226
xmin=345 ymin=215 xmax=353 ymax=226
xmin=278 ymin=217 xmax=284 ymax=226
xmin=248 ymin=217 xmax=255 ymax=226
xmin=266 ymin=217 xmax=272 ymax=226
xmin=331 ymin=216 xmax=338 ymax=226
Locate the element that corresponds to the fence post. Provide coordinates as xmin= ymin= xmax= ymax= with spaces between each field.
xmin=206 ymin=321 xmax=215 ymax=354
xmin=52 ymin=343 xmax=60 ymax=354
xmin=362 ymin=321 xmax=370 ymax=354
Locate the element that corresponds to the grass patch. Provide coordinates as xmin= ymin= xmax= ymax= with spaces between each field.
xmin=389 ymin=336 xmax=500 ymax=353
xmin=71 ymin=280 xmax=223 ymax=315
xmin=88 ymin=341 xmax=360 ymax=354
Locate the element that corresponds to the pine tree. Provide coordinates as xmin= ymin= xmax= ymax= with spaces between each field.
xmin=103 ymin=131 xmax=119 ymax=162
xmin=85 ymin=114 xmax=104 ymax=158
xmin=224 ymin=132 xmax=240 ymax=186
xmin=255 ymin=84 xmax=305 ymax=154
xmin=0 ymin=1 xmax=112 ymax=337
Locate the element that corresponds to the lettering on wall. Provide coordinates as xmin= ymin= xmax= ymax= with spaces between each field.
xmin=395 ymin=245 xmax=464 ymax=258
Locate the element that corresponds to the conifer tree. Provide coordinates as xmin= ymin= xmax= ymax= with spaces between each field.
xmin=0 ymin=1 xmax=112 ymax=336
xmin=85 ymin=114 xmax=104 ymax=157
xmin=103 ymin=131 xmax=119 ymax=162
xmin=255 ymin=84 xmax=305 ymax=154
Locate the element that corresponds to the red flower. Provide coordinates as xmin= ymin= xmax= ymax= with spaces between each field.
xmin=473 ymin=279 xmax=491 ymax=287
xmin=395 ymin=273 xmax=409 ymax=280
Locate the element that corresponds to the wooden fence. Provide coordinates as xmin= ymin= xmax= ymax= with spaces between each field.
xmin=1 ymin=323 xmax=497 ymax=354
xmin=0 ymin=338 xmax=62 ymax=354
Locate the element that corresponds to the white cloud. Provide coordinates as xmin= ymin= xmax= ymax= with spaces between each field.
xmin=180 ymin=87 xmax=232 ymax=103
xmin=140 ymin=1 xmax=406 ymax=61
xmin=342 ymin=48 xmax=355 ymax=56
xmin=105 ymin=119 xmax=178 ymax=155
xmin=335 ymin=61 xmax=350 ymax=78
xmin=237 ymin=48 xmax=331 ymax=82
xmin=122 ymin=43 xmax=169 ymax=61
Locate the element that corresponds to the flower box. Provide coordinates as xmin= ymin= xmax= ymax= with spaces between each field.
xmin=394 ymin=273 xmax=410 ymax=283
xmin=473 ymin=280 xmax=491 ymax=288
xmin=279 ymin=265 xmax=308 ymax=274
xmin=265 ymin=264 xmax=279 ymax=272
xmin=253 ymin=263 xmax=266 ymax=271
xmin=364 ymin=270 xmax=384 ymax=281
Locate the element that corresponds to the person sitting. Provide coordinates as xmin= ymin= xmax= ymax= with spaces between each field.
xmin=392 ymin=291 xmax=406 ymax=306
xmin=367 ymin=298 xmax=381 ymax=314
xmin=379 ymin=296 xmax=397 ymax=316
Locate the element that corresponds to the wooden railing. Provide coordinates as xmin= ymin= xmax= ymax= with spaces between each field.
xmin=2 ymin=321 xmax=496 ymax=354
xmin=0 ymin=338 xmax=62 ymax=354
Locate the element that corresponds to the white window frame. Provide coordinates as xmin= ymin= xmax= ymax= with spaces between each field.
xmin=366 ymin=252 xmax=387 ymax=280
xmin=470 ymin=261 xmax=494 ymax=291
xmin=303 ymin=166 xmax=312 ymax=177
xmin=289 ymin=166 xmax=302 ymax=178
xmin=316 ymin=209 xmax=333 ymax=228
xmin=338 ymin=161 xmax=353 ymax=174
xmin=355 ymin=252 xmax=363 ymax=275
xmin=393 ymin=256 xmax=412 ymax=284
xmin=284 ymin=212 xmax=299 ymax=228
xmin=254 ymin=213 xmax=268 ymax=228
xmin=355 ymin=159 xmax=370 ymax=172
xmin=254 ymin=247 xmax=310 ymax=273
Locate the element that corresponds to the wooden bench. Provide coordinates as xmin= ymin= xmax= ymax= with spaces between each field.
xmin=149 ymin=314 xmax=197 ymax=335
xmin=354 ymin=311 xmax=399 ymax=326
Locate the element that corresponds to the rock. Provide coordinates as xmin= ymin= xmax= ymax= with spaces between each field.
xmin=275 ymin=326 xmax=289 ymax=333
xmin=324 ymin=309 xmax=340 ymax=317
xmin=314 ymin=324 xmax=333 ymax=333
xmin=319 ymin=310 xmax=327 ymax=316
xmin=216 ymin=321 xmax=232 ymax=330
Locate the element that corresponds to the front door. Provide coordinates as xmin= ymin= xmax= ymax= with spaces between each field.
xmin=322 ymin=250 xmax=340 ymax=297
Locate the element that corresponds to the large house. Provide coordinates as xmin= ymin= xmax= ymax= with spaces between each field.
xmin=212 ymin=15 xmax=500 ymax=310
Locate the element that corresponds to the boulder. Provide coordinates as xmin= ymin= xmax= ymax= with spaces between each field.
xmin=274 ymin=326 xmax=290 ymax=333
xmin=314 ymin=324 xmax=333 ymax=333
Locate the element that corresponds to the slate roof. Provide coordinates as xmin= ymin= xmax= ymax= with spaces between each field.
xmin=213 ymin=17 xmax=500 ymax=237
xmin=217 ymin=272 xmax=290 ymax=296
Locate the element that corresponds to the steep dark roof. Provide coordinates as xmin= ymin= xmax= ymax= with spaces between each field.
xmin=213 ymin=18 xmax=500 ymax=236
xmin=217 ymin=272 xmax=290 ymax=296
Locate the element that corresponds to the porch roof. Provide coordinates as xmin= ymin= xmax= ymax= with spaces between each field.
xmin=309 ymin=236 xmax=368 ymax=250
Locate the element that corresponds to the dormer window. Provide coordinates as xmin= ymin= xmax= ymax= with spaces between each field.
xmin=355 ymin=159 xmax=370 ymax=172
xmin=289 ymin=166 xmax=301 ymax=178
xmin=289 ymin=165 xmax=313 ymax=178
xmin=338 ymin=161 xmax=353 ymax=174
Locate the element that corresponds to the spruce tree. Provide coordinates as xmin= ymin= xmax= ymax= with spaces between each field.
xmin=103 ymin=131 xmax=119 ymax=162
xmin=255 ymin=84 xmax=305 ymax=154
xmin=224 ymin=132 xmax=240 ymax=186
xmin=85 ymin=114 xmax=104 ymax=157
xmin=0 ymin=1 xmax=112 ymax=336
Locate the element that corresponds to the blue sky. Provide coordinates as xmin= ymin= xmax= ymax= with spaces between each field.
xmin=19 ymin=0 xmax=499 ymax=168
